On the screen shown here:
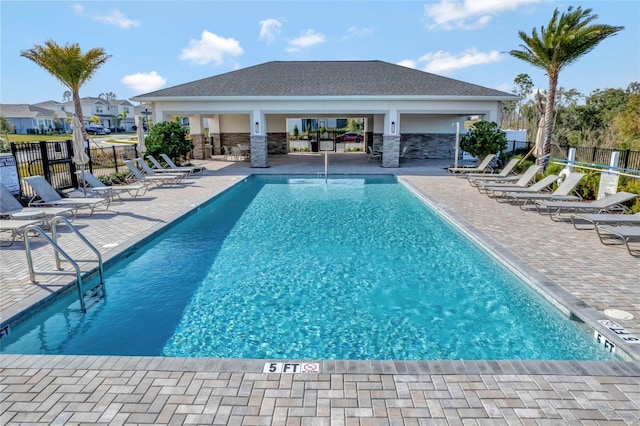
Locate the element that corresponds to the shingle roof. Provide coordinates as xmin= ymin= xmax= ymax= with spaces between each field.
xmin=0 ymin=104 xmax=55 ymax=118
xmin=137 ymin=60 xmax=516 ymax=99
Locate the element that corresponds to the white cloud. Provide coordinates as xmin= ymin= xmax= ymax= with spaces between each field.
xmin=121 ymin=71 xmax=167 ymax=93
xmin=397 ymin=60 xmax=417 ymax=69
xmin=72 ymin=4 xmax=140 ymax=29
xmin=346 ymin=26 xmax=374 ymax=38
xmin=424 ymin=0 xmax=543 ymax=30
xmin=286 ymin=29 xmax=325 ymax=53
xmin=418 ymin=48 xmax=503 ymax=74
xmin=259 ymin=18 xmax=282 ymax=44
xmin=179 ymin=30 xmax=244 ymax=65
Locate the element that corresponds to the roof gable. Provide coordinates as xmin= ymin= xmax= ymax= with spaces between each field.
xmin=138 ymin=60 xmax=516 ymax=99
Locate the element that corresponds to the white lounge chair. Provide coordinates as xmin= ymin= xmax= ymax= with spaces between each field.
xmin=160 ymin=153 xmax=205 ymax=174
xmin=136 ymin=158 xmax=188 ymax=181
xmin=501 ymin=172 xmax=585 ymax=208
xmin=447 ymin=154 xmax=495 ymax=174
xmin=465 ymin=158 xmax=520 ymax=185
xmin=535 ymin=191 xmax=638 ymax=221
xmin=570 ymin=212 xmax=640 ymax=230
xmin=124 ymin=160 xmax=184 ymax=186
xmin=595 ymin=225 xmax=640 ymax=257
xmin=475 ymin=165 xmax=542 ymax=193
xmin=147 ymin=155 xmax=195 ymax=176
xmin=1 ymin=183 xmax=73 ymax=224
xmin=0 ymin=217 xmax=44 ymax=246
xmin=23 ymin=176 xmax=108 ymax=215
xmin=77 ymin=171 xmax=147 ymax=200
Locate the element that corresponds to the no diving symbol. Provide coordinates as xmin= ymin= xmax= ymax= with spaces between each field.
xmin=303 ymin=363 xmax=318 ymax=373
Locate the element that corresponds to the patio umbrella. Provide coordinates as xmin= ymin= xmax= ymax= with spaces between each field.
xmin=534 ymin=113 xmax=545 ymax=160
xmin=71 ymin=117 xmax=90 ymax=196
xmin=137 ymin=116 xmax=146 ymax=155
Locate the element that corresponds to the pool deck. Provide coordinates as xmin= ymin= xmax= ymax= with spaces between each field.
xmin=1 ymin=153 xmax=639 ymax=425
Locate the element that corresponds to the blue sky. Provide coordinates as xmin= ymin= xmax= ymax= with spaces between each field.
xmin=2 ymin=0 xmax=638 ymax=105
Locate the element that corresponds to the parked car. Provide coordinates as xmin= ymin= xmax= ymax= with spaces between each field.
xmin=85 ymin=125 xmax=106 ymax=135
xmin=336 ymin=132 xmax=363 ymax=143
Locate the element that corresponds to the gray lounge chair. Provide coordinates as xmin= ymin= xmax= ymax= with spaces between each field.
xmin=535 ymin=191 xmax=638 ymax=221
xmin=501 ymin=172 xmax=585 ymax=209
xmin=23 ymin=176 xmax=108 ymax=215
xmin=0 ymin=217 xmax=44 ymax=246
xmin=447 ymin=154 xmax=495 ymax=174
xmin=465 ymin=158 xmax=519 ymax=185
xmin=489 ymin=174 xmax=558 ymax=199
xmin=595 ymin=225 xmax=640 ymax=257
xmin=570 ymin=212 xmax=640 ymax=230
xmin=1 ymin=183 xmax=73 ymax=224
xmin=160 ymin=154 xmax=205 ymax=174
xmin=476 ymin=165 xmax=543 ymax=194
xmin=77 ymin=171 xmax=147 ymax=200
xmin=124 ymin=160 xmax=184 ymax=186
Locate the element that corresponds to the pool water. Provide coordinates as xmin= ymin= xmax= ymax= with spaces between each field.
xmin=1 ymin=175 xmax=614 ymax=360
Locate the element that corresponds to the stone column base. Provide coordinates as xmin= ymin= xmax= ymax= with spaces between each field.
xmin=250 ymin=135 xmax=268 ymax=168
xmin=382 ymin=135 xmax=400 ymax=168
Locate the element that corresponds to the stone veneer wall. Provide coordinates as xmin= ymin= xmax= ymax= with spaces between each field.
xmin=400 ymin=133 xmax=456 ymax=159
xmin=267 ymin=133 xmax=288 ymax=154
xmin=220 ymin=133 xmax=251 ymax=154
xmin=210 ymin=134 xmax=221 ymax=155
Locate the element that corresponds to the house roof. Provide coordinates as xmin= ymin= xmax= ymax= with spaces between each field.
xmin=0 ymin=104 xmax=56 ymax=118
xmin=135 ymin=60 xmax=517 ymax=100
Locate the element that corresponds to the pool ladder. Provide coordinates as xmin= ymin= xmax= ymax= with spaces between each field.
xmin=23 ymin=216 xmax=106 ymax=313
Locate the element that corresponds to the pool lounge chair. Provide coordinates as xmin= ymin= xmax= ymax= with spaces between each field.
xmin=77 ymin=171 xmax=148 ymax=200
xmin=135 ymin=158 xmax=189 ymax=182
xmin=0 ymin=217 xmax=45 ymax=246
xmin=147 ymin=155 xmax=195 ymax=176
xmin=160 ymin=153 xmax=205 ymax=174
xmin=595 ymin=225 xmax=640 ymax=257
xmin=570 ymin=212 xmax=640 ymax=230
xmin=367 ymin=146 xmax=381 ymax=163
xmin=23 ymin=176 xmax=109 ymax=215
xmin=447 ymin=154 xmax=495 ymax=174
xmin=487 ymin=174 xmax=558 ymax=199
xmin=501 ymin=172 xmax=585 ymax=209
xmin=1 ymin=183 xmax=73 ymax=224
xmin=124 ymin=160 xmax=184 ymax=186
xmin=475 ymin=165 xmax=542 ymax=193
xmin=535 ymin=191 xmax=638 ymax=221
xmin=465 ymin=158 xmax=519 ymax=185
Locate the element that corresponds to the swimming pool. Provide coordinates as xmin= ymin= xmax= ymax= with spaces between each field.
xmin=1 ymin=175 xmax=615 ymax=360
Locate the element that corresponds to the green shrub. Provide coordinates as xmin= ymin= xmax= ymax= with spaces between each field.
xmin=460 ymin=121 xmax=507 ymax=160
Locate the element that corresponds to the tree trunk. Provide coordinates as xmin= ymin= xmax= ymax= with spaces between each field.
xmin=540 ymin=73 xmax=558 ymax=169
xmin=72 ymin=90 xmax=89 ymax=140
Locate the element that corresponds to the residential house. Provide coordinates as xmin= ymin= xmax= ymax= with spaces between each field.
xmin=0 ymin=103 xmax=72 ymax=134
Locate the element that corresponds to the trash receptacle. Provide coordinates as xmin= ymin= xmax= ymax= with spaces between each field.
xmin=310 ymin=138 xmax=318 ymax=152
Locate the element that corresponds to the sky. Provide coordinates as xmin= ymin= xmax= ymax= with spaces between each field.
xmin=1 ymin=0 xmax=639 ymax=106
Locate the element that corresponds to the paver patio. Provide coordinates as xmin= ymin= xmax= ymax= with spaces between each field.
xmin=1 ymin=153 xmax=639 ymax=425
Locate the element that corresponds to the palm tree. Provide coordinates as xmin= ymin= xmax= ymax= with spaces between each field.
xmin=509 ymin=6 xmax=623 ymax=167
xmin=21 ymin=40 xmax=111 ymax=139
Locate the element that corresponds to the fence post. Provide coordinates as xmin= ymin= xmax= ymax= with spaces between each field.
xmin=113 ymin=146 xmax=118 ymax=173
xmin=67 ymin=140 xmax=80 ymax=189
xmin=622 ymin=149 xmax=630 ymax=170
xmin=38 ymin=141 xmax=52 ymax=183
xmin=87 ymin=144 xmax=94 ymax=174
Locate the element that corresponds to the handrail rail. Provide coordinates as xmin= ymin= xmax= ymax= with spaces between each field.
xmin=23 ymin=215 xmax=105 ymax=313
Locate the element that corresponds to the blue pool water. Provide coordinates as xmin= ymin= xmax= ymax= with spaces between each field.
xmin=1 ymin=175 xmax=614 ymax=360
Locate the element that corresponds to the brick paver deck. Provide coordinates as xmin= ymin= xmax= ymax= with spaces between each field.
xmin=1 ymin=153 xmax=639 ymax=424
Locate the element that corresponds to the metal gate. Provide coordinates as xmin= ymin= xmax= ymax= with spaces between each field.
xmin=10 ymin=140 xmax=79 ymax=196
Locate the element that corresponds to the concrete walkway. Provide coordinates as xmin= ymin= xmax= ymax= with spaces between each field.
xmin=1 ymin=153 xmax=639 ymax=425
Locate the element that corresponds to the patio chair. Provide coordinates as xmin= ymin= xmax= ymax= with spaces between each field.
xmin=147 ymin=155 xmax=196 ymax=176
xmin=399 ymin=146 xmax=408 ymax=162
xmin=135 ymin=158 xmax=188 ymax=181
xmin=77 ymin=171 xmax=147 ymax=200
xmin=595 ymin=225 xmax=640 ymax=257
xmin=475 ymin=164 xmax=542 ymax=193
xmin=0 ymin=217 xmax=45 ymax=247
xmin=535 ymin=191 xmax=638 ymax=221
xmin=1 ymin=183 xmax=73 ymax=224
xmin=570 ymin=211 xmax=640 ymax=230
xmin=367 ymin=146 xmax=381 ymax=163
xmin=466 ymin=158 xmax=520 ymax=186
xmin=501 ymin=172 xmax=586 ymax=209
xmin=123 ymin=160 xmax=184 ymax=186
xmin=23 ymin=176 xmax=109 ymax=215
xmin=487 ymin=173 xmax=558 ymax=199
xmin=447 ymin=154 xmax=495 ymax=174
xmin=160 ymin=153 xmax=205 ymax=174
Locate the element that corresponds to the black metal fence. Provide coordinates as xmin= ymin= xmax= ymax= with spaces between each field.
xmin=10 ymin=140 xmax=139 ymax=196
